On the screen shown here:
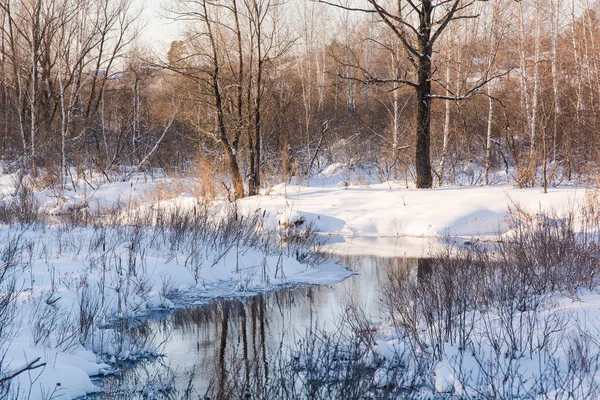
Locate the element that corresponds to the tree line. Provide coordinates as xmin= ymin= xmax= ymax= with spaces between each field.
xmin=1 ymin=0 xmax=600 ymax=197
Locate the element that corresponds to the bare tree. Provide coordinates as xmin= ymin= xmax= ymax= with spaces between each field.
xmin=319 ymin=0 xmax=498 ymax=188
xmin=168 ymin=0 xmax=290 ymax=198
xmin=168 ymin=0 xmax=246 ymax=199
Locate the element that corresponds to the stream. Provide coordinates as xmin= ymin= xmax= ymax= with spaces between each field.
xmin=95 ymin=239 xmax=430 ymax=398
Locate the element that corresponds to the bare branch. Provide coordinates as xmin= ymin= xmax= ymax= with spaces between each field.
xmin=0 ymin=357 xmax=46 ymax=385
xmin=313 ymin=0 xmax=377 ymax=14
xmin=339 ymin=73 xmax=419 ymax=88
xmin=429 ymin=69 xmax=512 ymax=102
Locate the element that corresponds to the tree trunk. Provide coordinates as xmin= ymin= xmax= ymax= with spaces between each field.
xmin=247 ymin=1 xmax=262 ymax=197
xmin=530 ymin=1 xmax=541 ymax=158
xmin=485 ymin=84 xmax=494 ymax=185
xmin=392 ymin=49 xmax=400 ymax=153
xmin=59 ymin=67 xmax=67 ymax=190
xmin=551 ymin=0 xmax=561 ymax=164
xmin=416 ymin=62 xmax=433 ymax=189
xmin=415 ymin=2 xmax=433 ymax=189
xmin=485 ymin=12 xmax=498 ymax=186
xmin=29 ymin=4 xmax=40 ymax=174
xmin=248 ymin=136 xmax=257 ymax=195
xmin=228 ymin=148 xmax=244 ymax=200
xmin=204 ymin=0 xmax=244 ymax=200
xmin=568 ymin=0 xmax=581 ymax=180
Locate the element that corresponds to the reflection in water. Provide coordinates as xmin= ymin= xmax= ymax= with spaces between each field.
xmin=417 ymin=257 xmax=433 ymax=280
xmin=98 ymin=255 xmax=418 ymax=398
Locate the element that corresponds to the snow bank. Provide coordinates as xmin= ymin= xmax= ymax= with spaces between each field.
xmin=0 ymin=220 xmax=352 ymax=399
xmin=363 ymin=290 xmax=600 ymax=398
xmin=239 ymin=183 xmax=587 ymax=256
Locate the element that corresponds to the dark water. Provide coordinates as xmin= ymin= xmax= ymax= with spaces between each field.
xmin=97 ymin=254 xmax=420 ymax=398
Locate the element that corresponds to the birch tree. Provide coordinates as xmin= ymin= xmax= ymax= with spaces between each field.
xmin=484 ymin=0 xmax=509 ymax=185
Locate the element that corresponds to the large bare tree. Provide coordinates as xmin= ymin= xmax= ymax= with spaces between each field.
xmin=320 ymin=0 xmax=496 ymax=188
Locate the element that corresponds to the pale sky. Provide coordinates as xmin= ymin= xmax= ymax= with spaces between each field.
xmin=134 ymin=0 xmax=182 ymax=53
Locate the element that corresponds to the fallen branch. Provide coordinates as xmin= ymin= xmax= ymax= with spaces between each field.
xmin=0 ymin=357 xmax=46 ymax=385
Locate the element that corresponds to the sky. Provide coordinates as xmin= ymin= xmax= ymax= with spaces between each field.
xmin=135 ymin=0 xmax=182 ymax=52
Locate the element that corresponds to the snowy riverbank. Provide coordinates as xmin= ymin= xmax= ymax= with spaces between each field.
xmin=2 ymin=169 xmax=589 ymax=243
xmin=0 ymin=207 xmax=352 ymax=399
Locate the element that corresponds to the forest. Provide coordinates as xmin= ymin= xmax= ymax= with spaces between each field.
xmin=0 ymin=0 xmax=598 ymax=196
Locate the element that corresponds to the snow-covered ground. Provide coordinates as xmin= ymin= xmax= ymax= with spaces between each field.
xmin=0 ymin=165 xmax=596 ymax=398
xmin=352 ymin=271 xmax=600 ymax=398
xmin=426 ymin=290 xmax=600 ymax=398
xmin=0 ymin=200 xmax=352 ymax=398
xmin=243 ymin=180 xmax=590 ymax=259
xmin=2 ymin=166 xmax=588 ymax=246
xmin=244 ymin=182 xmax=585 ymax=237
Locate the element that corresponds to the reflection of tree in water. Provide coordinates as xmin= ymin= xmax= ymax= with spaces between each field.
xmin=161 ymin=294 xmax=283 ymax=398
xmin=188 ymin=260 xmax=419 ymax=398
xmin=178 ymin=258 xmax=419 ymax=398
xmin=216 ymin=301 xmax=229 ymax=397
xmin=417 ymin=258 xmax=433 ymax=281
xmin=98 ymin=255 xmax=423 ymax=398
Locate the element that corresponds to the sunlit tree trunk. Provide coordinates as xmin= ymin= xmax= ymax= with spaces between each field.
xmin=298 ymin=0 xmax=314 ymax=185
xmin=485 ymin=84 xmax=494 ymax=185
xmin=568 ymin=0 xmax=582 ymax=180
xmin=530 ymin=0 xmax=541 ymax=159
xmin=483 ymin=1 xmax=505 ymax=186
xmin=439 ymin=58 xmax=451 ymax=186
xmin=204 ymin=0 xmax=244 ymax=199
xmin=392 ymin=47 xmax=400 ymax=152
xmin=551 ymin=0 xmax=561 ymax=164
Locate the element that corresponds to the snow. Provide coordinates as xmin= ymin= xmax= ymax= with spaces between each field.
xmin=0 ymin=221 xmax=352 ymax=398
xmin=417 ymin=291 xmax=600 ymax=398
xmin=0 ymin=167 xmax=595 ymax=397
xmin=4 ymin=168 xmax=586 ymax=249
xmin=238 ymin=182 xmax=587 ymax=256
xmin=0 ymin=175 xmax=354 ymax=399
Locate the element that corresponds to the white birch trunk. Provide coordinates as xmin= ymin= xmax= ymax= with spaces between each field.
xmin=392 ymin=50 xmax=399 ymax=152
xmin=58 ymin=65 xmax=67 ymax=190
xmin=439 ymin=59 xmax=451 ymax=185
xmin=530 ymin=1 xmax=541 ymax=158
xmin=551 ymin=0 xmax=561 ymax=163
xmin=518 ymin=2 xmax=532 ymax=147
xmin=29 ymin=21 xmax=37 ymax=172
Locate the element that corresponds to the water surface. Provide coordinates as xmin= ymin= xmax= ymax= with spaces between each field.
xmin=98 ymin=251 xmax=420 ymax=398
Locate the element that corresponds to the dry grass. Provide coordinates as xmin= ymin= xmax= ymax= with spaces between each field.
xmin=141 ymin=179 xmax=206 ymax=204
